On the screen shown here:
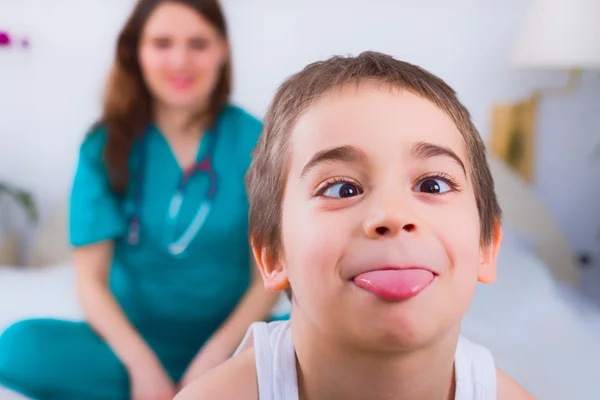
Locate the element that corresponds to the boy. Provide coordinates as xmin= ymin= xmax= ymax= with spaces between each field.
xmin=176 ymin=52 xmax=534 ymax=399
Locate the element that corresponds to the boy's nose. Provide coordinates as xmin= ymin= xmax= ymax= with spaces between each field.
xmin=363 ymin=193 xmax=417 ymax=239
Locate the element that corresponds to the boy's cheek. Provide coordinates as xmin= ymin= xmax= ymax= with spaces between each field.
xmin=288 ymin=221 xmax=347 ymax=268
xmin=283 ymin=213 xmax=350 ymax=282
xmin=419 ymin=202 xmax=478 ymax=255
xmin=436 ymin=218 xmax=481 ymax=275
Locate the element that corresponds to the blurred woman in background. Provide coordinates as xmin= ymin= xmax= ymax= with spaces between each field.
xmin=0 ymin=1 xmax=279 ymax=399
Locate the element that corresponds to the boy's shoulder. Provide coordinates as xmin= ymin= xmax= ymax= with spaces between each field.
xmin=496 ymin=367 xmax=536 ymax=400
xmin=175 ymin=347 xmax=258 ymax=400
xmin=458 ymin=336 xmax=534 ymax=399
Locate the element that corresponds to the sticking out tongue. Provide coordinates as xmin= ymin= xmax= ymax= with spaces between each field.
xmin=353 ymin=269 xmax=435 ymax=301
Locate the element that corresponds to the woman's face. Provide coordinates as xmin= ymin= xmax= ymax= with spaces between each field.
xmin=138 ymin=2 xmax=228 ymax=112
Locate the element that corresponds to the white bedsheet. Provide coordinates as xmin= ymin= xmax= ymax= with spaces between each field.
xmin=0 ymin=263 xmax=83 ymax=330
xmin=462 ymin=237 xmax=600 ymax=399
xmin=1 ymin=254 xmax=600 ymax=399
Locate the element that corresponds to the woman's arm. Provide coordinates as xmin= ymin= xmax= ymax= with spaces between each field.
xmin=179 ymin=258 xmax=279 ymax=387
xmin=204 ymin=259 xmax=279 ymax=353
xmin=73 ymin=241 xmax=177 ymax=400
xmin=73 ymin=241 xmax=156 ymax=368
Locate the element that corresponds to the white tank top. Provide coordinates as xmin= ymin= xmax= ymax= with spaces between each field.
xmin=235 ymin=320 xmax=497 ymax=400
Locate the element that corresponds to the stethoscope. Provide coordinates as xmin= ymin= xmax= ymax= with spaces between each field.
xmin=127 ymin=127 xmax=218 ymax=257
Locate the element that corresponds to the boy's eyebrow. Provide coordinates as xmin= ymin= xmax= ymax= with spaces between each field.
xmin=411 ymin=141 xmax=466 ymax=177
xmin=300 ymin=145 xmax=367 ymax=178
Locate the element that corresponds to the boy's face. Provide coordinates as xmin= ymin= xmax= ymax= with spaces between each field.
xmin=258 ymin=83 xmax=500 ymax=350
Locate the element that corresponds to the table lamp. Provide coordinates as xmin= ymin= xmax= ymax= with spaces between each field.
xmin=490 ymin=0 xmax=600 ymax=182
xmin=513 ymin=0 xmax=600 ymax=91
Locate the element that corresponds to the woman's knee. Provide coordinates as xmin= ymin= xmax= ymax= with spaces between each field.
xmin=0 ymin=319 xmax=65 ymax=393
xmin=0 ymin=319 xmax=130 ymax=399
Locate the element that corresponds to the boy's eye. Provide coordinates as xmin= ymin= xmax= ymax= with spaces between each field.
xmin=415 ymin=178 xmax=452 ymax=194
xmin=321 ymin=182 xmax=363 ymax=199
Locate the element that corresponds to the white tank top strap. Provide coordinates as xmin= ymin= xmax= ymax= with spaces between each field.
xmin=454 ymin=335 xmax=498 ymax=400
xmin=234 ymin=320 xmax=299 ymax=400
xmin=236 ymin=324 xmax=496 ymax=400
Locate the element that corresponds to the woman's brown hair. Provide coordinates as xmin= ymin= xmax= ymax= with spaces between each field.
xmin=96 ymin=0 xmax=231 ymax=195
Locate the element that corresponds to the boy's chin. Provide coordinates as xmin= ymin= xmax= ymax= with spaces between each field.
xmin=353 ymin=318 xmax=439 ymax=352
xmin=345 ymin=304 xmax=457 ymax=353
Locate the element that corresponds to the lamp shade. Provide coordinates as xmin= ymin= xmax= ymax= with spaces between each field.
xmin=512 ymin=0 xmax=600 ymax=69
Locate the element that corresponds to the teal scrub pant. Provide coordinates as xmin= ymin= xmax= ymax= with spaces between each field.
xmin=0 ymin=314 xmax=291 ymax=400
xmin=0 ymin=319 xmax=133 ymax=400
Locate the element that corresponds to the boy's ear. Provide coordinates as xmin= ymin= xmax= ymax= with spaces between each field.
xmin=252 ymin=243 xmax=289 ymax=292
xmin=478 ymin=220 xmax=502 ymax=284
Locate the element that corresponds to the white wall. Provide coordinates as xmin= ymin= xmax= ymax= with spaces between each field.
xmin=1 ymin=0 xmax=599 ymax=260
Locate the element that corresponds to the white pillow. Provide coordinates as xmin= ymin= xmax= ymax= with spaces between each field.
xmin=501 ymin=225 xmax=541 ymax=256
xmin=464 ymin=226 xmax=556 ymax=327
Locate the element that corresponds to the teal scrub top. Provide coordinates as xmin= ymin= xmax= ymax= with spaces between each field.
xmin=68 ymin=105 xmax=262 ymax=367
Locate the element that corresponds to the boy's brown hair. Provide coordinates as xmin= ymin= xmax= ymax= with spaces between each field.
xmin=247 ymin=51 xmax=501 ymax=263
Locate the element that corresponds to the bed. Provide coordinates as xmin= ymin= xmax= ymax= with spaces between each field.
xmin=1 ymin=154 xmax=600 ymax=399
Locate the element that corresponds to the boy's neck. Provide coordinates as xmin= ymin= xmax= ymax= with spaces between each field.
xmin=292 ymin=316 xmax=459 ymax=400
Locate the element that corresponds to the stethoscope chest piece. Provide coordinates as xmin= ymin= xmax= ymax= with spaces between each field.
xmin=126 ymin=127 xmax=218 ymax=257
xmin=127 ymin=218 xmax=140 ymax=246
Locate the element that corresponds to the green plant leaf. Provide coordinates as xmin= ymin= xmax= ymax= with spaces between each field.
xmin=0 ymin=181 xmax=39 ymax=224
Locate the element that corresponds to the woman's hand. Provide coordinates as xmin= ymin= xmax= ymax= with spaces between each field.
xmin=178 ymin=341 xmax=232 ymax=390
xmin=74 ymin=243 xmax=176 ymax=400
xmin=178 ymin=260 xmax=279 ymax=391
xmin=129 ymin=352 xmax=177 ymax=400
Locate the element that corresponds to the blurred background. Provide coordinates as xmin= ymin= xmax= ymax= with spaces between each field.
xmin=1 ymin=0 xmax=599 ymax=399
